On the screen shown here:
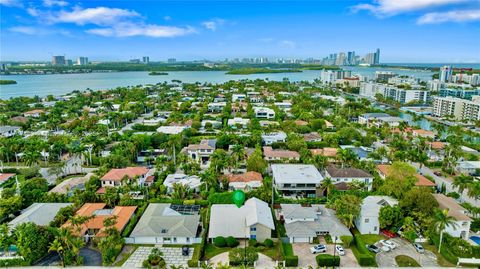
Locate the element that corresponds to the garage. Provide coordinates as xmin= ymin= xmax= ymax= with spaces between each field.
xmin=291 ymin=237 xmax=311 ymax=243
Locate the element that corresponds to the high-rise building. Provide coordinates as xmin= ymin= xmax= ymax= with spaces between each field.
xmin=433 ymin=96 xmax=480 ymax=121
xmin=142 ymin=56 xmax=150 ymax=64
xmin=167 ymin=58 xmax=176 ymax=63
xmin=364 ymin=53 xmax=375 ymax=65
xmin=52 ymin=55 xmax=66 ymax=66
xmin=347 ymin=51 xmax=355 ymax=65
xmin=439 ymin=65 xmax=453 ymax=82
xmin=66 ymin=59 xmax=73 ymax=66
xmin=375 ymin=71 xmax=396 ymax=81
xmin=374 ymin=48 xmax=380 ymax=65
xmin=335 ymin=52 xmax=346 ymax=66
xmin=76 ymin=57 xmax=88 ymax=65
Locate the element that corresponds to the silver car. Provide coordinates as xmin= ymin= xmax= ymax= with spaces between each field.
xmin=414 ymin=243 xmax=425 ymax=253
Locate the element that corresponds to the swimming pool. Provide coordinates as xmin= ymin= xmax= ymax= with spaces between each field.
xmin=470 ymin=235 xmax=480 ymax=245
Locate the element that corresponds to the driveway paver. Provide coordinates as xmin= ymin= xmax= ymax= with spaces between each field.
xmin=293 ymin=242 xmax=359 ymax=268
xmin=123 ymin=246 xmax=192 ymax=268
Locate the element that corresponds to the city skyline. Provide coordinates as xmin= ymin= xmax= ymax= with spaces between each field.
xmin=0 ymin=0 xmax=480 ymax=62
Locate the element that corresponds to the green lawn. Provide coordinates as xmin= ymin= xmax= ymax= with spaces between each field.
xmin=204 ymin=244 xmax=232 ymax=260
xmin=360 ymin=234 xmax=386 ymax=245
xmin=282 ymin=242 xmax=294 ymax=256
xmin=395 ymin=255 xmax=420 ymax=267
xmin=258 ymin=242 xmax=282 ymax=260
xmin=423 ymin=243 xmax=456 ymax=267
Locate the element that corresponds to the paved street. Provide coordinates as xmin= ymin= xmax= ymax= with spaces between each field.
xmin=411 ymin=162 xmax=480 ymax=207
xmin=123 ymin=246 xmax=192 ymax=268
xmin=376 ymin=238 xmax=438 ymax=267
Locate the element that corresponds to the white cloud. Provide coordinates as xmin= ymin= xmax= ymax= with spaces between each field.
xmin=0 ymin=0 xmax=22 ymax=7
xmin=86 ymin=22 xmax=196 ymax=38
xmin=9 ymin=26 xmax=70 ymax=36
xmin=50 ymin=6 xmax=140 ymax=26
xmin=202 ymin=18 xmax=225 ymax=31
xmin=417 ymin=9 xmax=480 ymax=23
xmin=351 ymin=0 xmax=469 ymax=16
xmin=279 ymin=40 xmax=296 ymax=49
xmin=43 ymin=0 xmax=68 ymax=7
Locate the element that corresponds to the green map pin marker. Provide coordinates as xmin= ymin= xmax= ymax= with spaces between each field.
xmin=233 ymin=190 xmax=245 ymax=208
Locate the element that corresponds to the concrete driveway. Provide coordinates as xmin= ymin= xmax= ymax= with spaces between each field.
xmin=293 ymin=242 xmax=359 ymax=268
xmin=376 ymin=237 xmax=438 ymax=267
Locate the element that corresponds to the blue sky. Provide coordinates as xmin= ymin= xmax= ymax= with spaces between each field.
xmin=1 ymin=0 xmax=479 ymax=62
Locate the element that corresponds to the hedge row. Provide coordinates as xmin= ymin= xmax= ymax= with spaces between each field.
xmin=187 ymin=244 xmax=202 ymax=268
xmin=188 ymin=207 xmax=210 ymax=267
xmin=273 ymin=209 xmax=298 ymax=267
xmin=0 ymin=258 xmax=27 ymax=267
xmin=352 ymin=233 xmax=376 ymax=266
xmin=316 ymin=254 xmax=340 ymax=267
xmin=122 ymin=202 xmax=148 ymax=237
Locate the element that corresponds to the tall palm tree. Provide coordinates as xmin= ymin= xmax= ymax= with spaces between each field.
xmin=453 ymin=174 xmax=473 ymax=195
xmin=433 ymin=209 xmax=458 ymax=253
xmin=320 ymin=178 xmax=335 ymax=200
xmin=337 ymin=148 xmax=356 ymax=168
xmin=467 ymin=181 xmax=480 ymax=201
xmin=49 ymin=239 xmax=65 ymax=267
xmin=23 ymin=150 xmax=40 ymax=166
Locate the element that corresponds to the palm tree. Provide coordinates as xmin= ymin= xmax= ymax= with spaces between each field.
xmin=453 ymin=174 xmax=473 ymax=195
xmin=433 ymin=209 xmax=458 ymax=253
xmin=337 ymin=148 xmax=356 ymax=168
xmin=467 ymin=181 xmax=480 ymax=201
xmin=49 ymin=239 xmax=65 ymax=267
xmin=23 ymin=150 xmax=40 ymax=166
xmin=171 ymin=183 xmax=191 ymax=199
xmin=320 ymin=178 xmax=335 ymax=200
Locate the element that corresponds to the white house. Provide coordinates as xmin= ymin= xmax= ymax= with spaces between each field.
xmin=227 ymin=117 xmax=250 ymax=129
xmin=0 ymin=126 xmax=22 ymax=137
xmin=208 ymin=198 xmax=275 ymax=241
xmin=261 ymin=132 xmax=287 ymax=145
xmin=207 ymin=102 xmax=227 ymax=113
xmin=128 ymin=203 xmax=202 ymax=245
xmin=456 ymin=161 xmax=480 ymax=175
xmin=355 ymin=196 xmax=398 ymax=234
xmin=163 ymin=174 xmax=202 ymax=193
xmin=254 ymin=107 xmax=275 ymax=119
xmin=157 ymin=126 xmax=189 ymax=135
xmin=433 ymin=194 xmax=472 ymax=240
xmin=181 ymin=139 xmax=216 ymax=168
xmin=101 ymin=167 xmax=154 ymax=187
xmin=278 ymin=204 xmax=352 ymax=243
xmin=232 ymin=94 xmax=247 ymax=102
xmin=271 ymin=164 xmax=324 ymax=198
xmin=274 ymin=102 xmax=292 ymax=111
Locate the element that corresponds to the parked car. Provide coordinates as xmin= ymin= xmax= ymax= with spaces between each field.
xmin=380 ymin=240 xmax=396 ymax=250
xmin=414 ymin=243 xmax=425 ymax=253
xmin=366 ymin=244 xmax=380 ymax=253
xmin=434 ymin=171 xmax=442 ymax=176
xmin=335 ymin=245 xmax=345 ymax=256
xmin=381 ymin=230 xmax=396 ymax=238
xmin=310 ymin=244 xmax=327 ymax=254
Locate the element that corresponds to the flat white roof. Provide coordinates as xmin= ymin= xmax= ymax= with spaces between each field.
xmin=271 ymin=164 xmax=323 ymax=184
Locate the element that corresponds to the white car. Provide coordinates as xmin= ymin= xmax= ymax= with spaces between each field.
xmin=380 ymin=240 xmax=396 ymax=250
xmin=310 ymin=244 xmax=327 ymax=254
xmin=335 ymin=245 xmax=345 ymax=256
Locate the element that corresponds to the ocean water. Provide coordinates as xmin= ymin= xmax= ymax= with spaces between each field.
xmin=1 ymin=67 xmax=436 ymax=99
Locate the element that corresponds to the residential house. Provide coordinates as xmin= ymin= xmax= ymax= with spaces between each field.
xmin=232 ymin=94 xmax=246 ymax=102
xmin=0 ymin=126 xmax=22 ymax=137
xmin=310 ymin=148 xmax=338 ymax=161
xmin=163 ymin=174 xmax=202 ymax=193
xmin=9 ymin=203 xmax=73 ymax=228
xmin=224 ymin=171 xmax=263 ymax=191
xmin=23 ymin=109 xmax=47 ymax=118
xmin=271 ymin=164 xmax=324 ymax=197
xmin=278 ymin=204 xmax=351 ymax=243
xmin=262 ymin=132 xmax=287 ymax=145
xmin=433 ymin=194 xmax=471 ymax=240
xmin=63 ymin=203 xmax=136 ymax=241
xmin=201 ymin=120 xmax=223 ymax=129
xmin=181 ymin=139 xmax=217 ymax=168
xmin=157 ymin=126 xmax=189 ymax=135
xmin=303 ymin=132 xmax=322 ymax=142
xmin=128 ymin=203 xmax=202 ymax=244
xmin=358 ymin=113 xmax=391 ymax=126
xmin=412 ymin=129 xmax=435 ymax=139
xmin=263 ymin=146 xmax=300 ymax=162
xmin=137 ymin=149 xmax=168 ymax=163
xmin=456 ymin=161 xmax=480 ymax=175
xmin=254 ymin=107 xmax=275 ymax=119
xmin=325 ymin=166 xmax=374 ymax=191
xmin=274 ymin=102 xmax=292 ymax=111
xmin=355 ymin=196 xmax=398 ymax=234
xmin=101 ymin=167 xmax=153 ymax=187
xmin=208 ymin=198 xmax=275 ymax=241
xmin=227 ymin=117 xmax=250 ymax=129
xmin=340 ymin=145 xmax=374 ymax=162
xmin=377 ymin=164 xmax=436 ymax=187
xmin=207 ymin=102 xmax=227 ymax=113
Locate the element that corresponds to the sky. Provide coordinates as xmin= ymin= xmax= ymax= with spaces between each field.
xmin=1 ymin=0 xmax=479 ymax=63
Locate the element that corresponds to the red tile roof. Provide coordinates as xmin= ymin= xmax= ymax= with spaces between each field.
xmin=101 ymin=167 xmax=148 ymax=182
xmin=225 ymin=172 xmax=263 ymax=183
xmin=263 ymin=147 xmax=300 ymax=159
xmin=0 ymin=173 xmax=15 ymax=182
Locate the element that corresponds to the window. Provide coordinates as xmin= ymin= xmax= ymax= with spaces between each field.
xmin=374 ymin=226 xmax=378 ymax=231
xmin=365 ymin=218 xmax=369 ymax=223
xmin=250 ymin=226 xmax=256 ymax=232
xmin=186 ymin=238 xmax=190 ymax=243
xmin=173 ymin=237 xmax=177 ymax=243
xmin=250 ymin=235 xmax=256 ymax=240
